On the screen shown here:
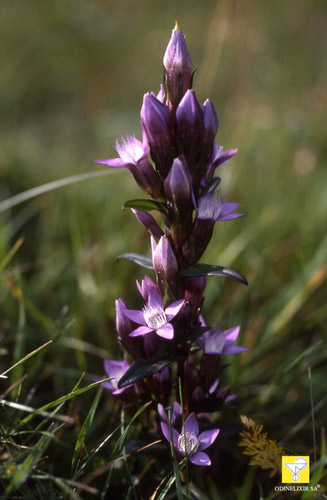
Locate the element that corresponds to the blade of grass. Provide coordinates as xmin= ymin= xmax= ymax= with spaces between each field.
xmin=5 ymin=423 xmax=58 ymax=494
xmin=1 ymin=341 xmax=53 ymax=377
xmin=0 ymin=399 xmax=74 ymax=424
xmin=71 ymin=386 xmax=103 ymax=472
xmin=0 ymin=237 xmax=24 ymax=272
xmin=0 ymin=169 xmax=122 ymax=214
xmin=20 ymin=378 xmax=112 ymax=426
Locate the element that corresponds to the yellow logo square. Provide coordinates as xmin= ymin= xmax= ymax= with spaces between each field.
xmin=282 ymin=456 xmax=310 ymax=483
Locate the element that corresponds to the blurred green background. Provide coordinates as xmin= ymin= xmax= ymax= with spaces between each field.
xmin=0 ymin=0 xmax=326 ymax=497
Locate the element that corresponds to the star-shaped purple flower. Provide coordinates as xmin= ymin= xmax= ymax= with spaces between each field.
xmin=102 ymin=358 xmax=132 ymax=395
xmin=198 ymin=326 xmax=247 ymax=355
xmin=123 ymin=288 xmax=184 ymax=340
xmin=161 ymin=412 xmax=219 ymax=466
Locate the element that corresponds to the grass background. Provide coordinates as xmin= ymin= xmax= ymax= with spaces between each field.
xmin=0 ymin=1 xmax=326 ymax=498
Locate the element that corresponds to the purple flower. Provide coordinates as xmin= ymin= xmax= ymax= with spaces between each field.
xmin=115 ymin=298 xmax=143 ymax=358
xmin=188 ymin=190 xmax=244 ymax=263
xmin=141 ymin=93 xmax=173 ymax=177
xmin=123 ymin=288 xmax=184 ymax=340
xmin=158 ymin=401 xmax=182 ymax=427
xmin=196 ymin=190 xmax=244 ymax=223
xmin=205 ymin=142 xmax=238 ymax=184
xmin=184 ymin=276 xmax=206 ymax=318
xmin=102 ymin=358 xmax=132 ymax=395
xmin=95 ymin=134 xmax=162 ymax=199
xmin=136 ymin=275 xmax=158 ymax=302
xmin=161 ymin=412 xmax=219 ymax=466
xmin=198 ymin=326 xmax=247 ymax=355
xmin=163 ymin=21 xmax=193 ymax=109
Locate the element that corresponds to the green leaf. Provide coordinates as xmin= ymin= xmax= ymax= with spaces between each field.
xmin=123 ymin=199 xmax=169 ymax=216
xmin=180 ymin=263 xmax=248 ymax=286
xmin=71 ymin=386 xmax=103 ymax=471
xmin=5 ymin=424 xmax=57 ymax=494
xmin=118 ymin=354 xmax=170 ymax=388
xmin=117 ymin=253 xmax=153 ymax=269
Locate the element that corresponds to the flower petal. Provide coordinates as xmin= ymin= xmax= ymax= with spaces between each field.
xmin=95 ymin=158 xmax=131 ymax=169
xmin=223 ymin=345 xmax=248 ymax=355
xmin=198 ymin=429 xmax=220 ymax=451
xmin=184 ymin=413 xmax=199 ymax=436
xmin=161 ymin=422 xmax=179 ymax=448
xmin=189 ymin=451 xmax=211 ymax=466
xmin=156 ymin=323 xmax=174 ymax=339
xmin=148 ymin=289 xmax=164 ymax=308
xmin=165 ymin=299 xmax=185 ymax=320
xmin=123 ymin=309 xmax=146 ymax=325
xmin=129 ymin=326 xmax=153 ymax=337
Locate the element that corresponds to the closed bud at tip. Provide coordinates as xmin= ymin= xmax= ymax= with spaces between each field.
xmin=163 ymin=22 xmax=193 ymax=109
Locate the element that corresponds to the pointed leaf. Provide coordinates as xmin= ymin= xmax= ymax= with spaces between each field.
xmin=118 ymin=354 xmax=170 ymax=388
xmin=123 ymin=199 xmax=169 ymax=216
xmin=180 ymin=263 xmax=248 ymax=286
xmin=117 ymin=253 xmax=153 ymax=269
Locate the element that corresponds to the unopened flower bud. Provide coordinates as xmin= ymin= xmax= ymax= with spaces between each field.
xmin=152 ymin=236 xmax=178 ymax=288
xmin=163 ymin=21 xmax=193 ymax=109
xmin=141 ymin=93 xmax=173 ymax=177
xmin=176 ymin=90 xmax=204 ymax=178
xmin=202 ymin=99 xmax=219 ymax=151
xmin=164 ymin=156 xmax=193 ymax=213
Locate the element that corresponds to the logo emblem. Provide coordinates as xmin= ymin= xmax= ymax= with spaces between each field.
xmin=282 ymin=456 xmax=310 ymax=483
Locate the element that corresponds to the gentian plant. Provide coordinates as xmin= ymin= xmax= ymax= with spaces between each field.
xmin=96 ymin=21 xmax=248 ymax=489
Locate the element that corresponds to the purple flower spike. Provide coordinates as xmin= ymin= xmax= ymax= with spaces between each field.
xmin=161 ymin=412 xmax=219 ymax=466
xmin=96 ymin=135 xmax=162 ymax=199
xmin=141 ymin=93 xmax=173 ymax=177
xmin=103 ymin=358 xmax=132 ymax=395
xmin=198 ymin=326 xmax=247 ymax=355
xmin=123 ymin=289 xmax=185 ymax=340
xmin=163 ymin=21 xmax=193 ymax=109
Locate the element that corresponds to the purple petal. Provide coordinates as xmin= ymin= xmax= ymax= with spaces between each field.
xmin=223 ymin=345 xmax=248 ymax=355
xmin=189 ymin=451 xmax=211 ymax=466
xmin=129 ymin=325 xmax=153 ymax=337
xmin=148 ymin=289 xmax=164 ymax=308
xmin=198 ymin=429 xmax=220 ymax=451
xmin=165 ymin=299 xmax=185 ymax=320
xmin=218 ymin=212 xmax=245 ymax=222
xmin=161 ymin=422 xmax=179 ymax=448
xmin=158 ymin=403 xmax=168 ymax=423
xmin=123 ymin=309 xmax=146 ymax=325
xmin=184 ymin=413 xmax=199 ymax=436
xmin=95 ymin=158 xmax=130 ymax=169
xmin=156 ymin=323 xmax=174 ymax=339
xmin=223 ymin=326 xmax=240 ymax=344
